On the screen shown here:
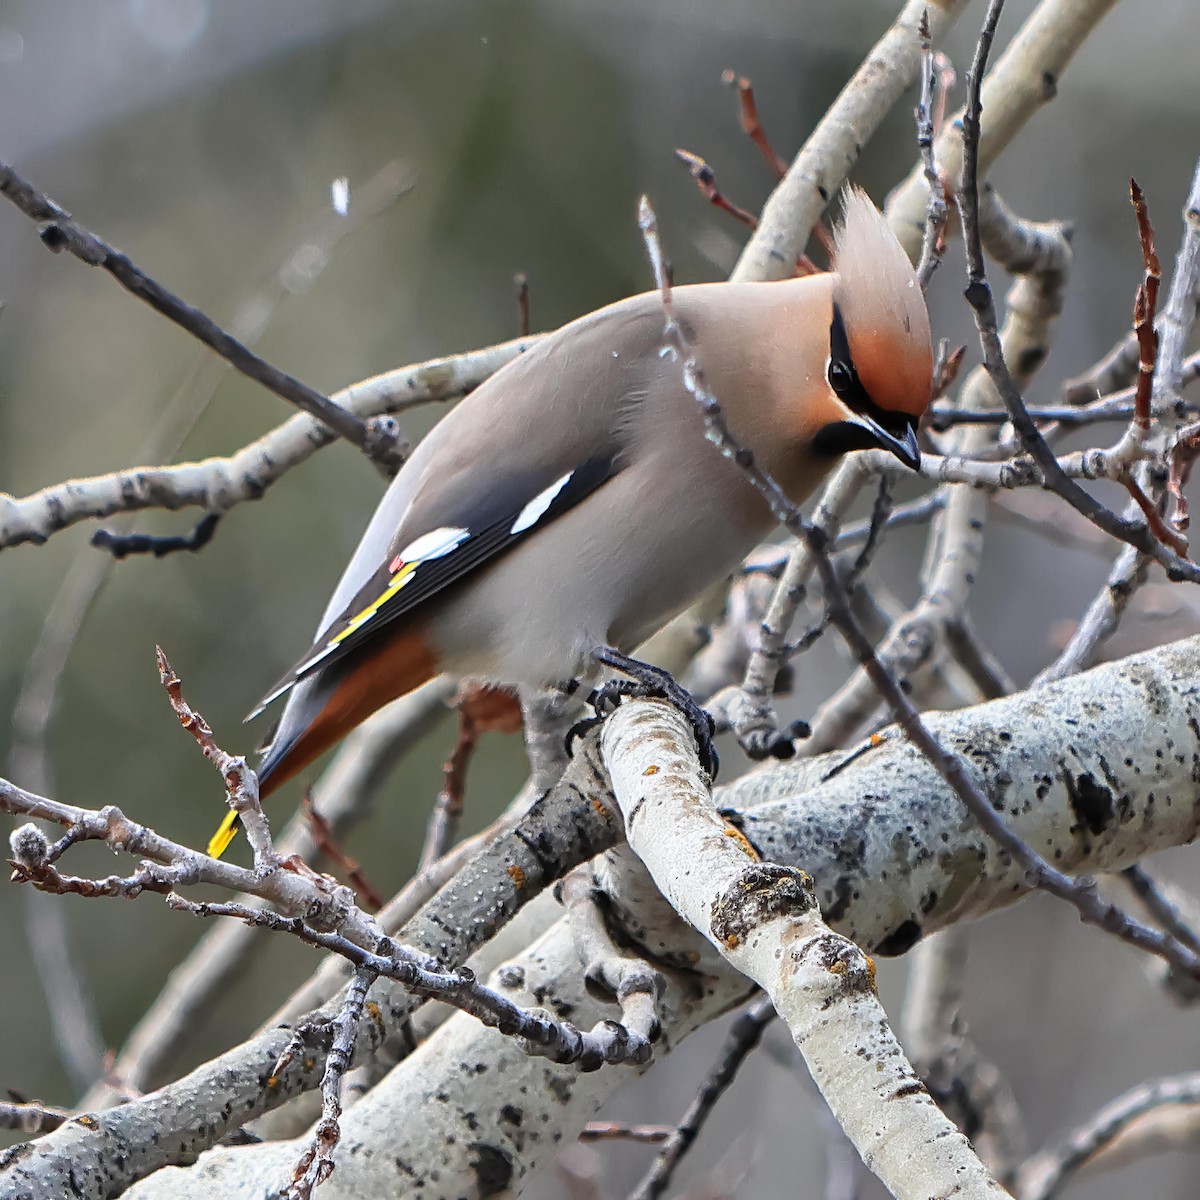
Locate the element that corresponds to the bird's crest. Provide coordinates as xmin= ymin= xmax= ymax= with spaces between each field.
xmin=831 ymin=187 xmax=932 ymax=420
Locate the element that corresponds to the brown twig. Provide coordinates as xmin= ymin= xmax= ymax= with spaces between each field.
xmin=0 ymin=162 xmax=405 ymax=468
xmin=721 ymin=69 xmax=787 ymax=179
xmin=419 ymin=685 xmax=522 ymax=870
xmin=673 ymin=149 xmax=759 ymax=231
xmin=1129 ymin=178 xmax=1162 ymax=434
xmin=156 ymin=646 xmax=271 ymax=859
xmin=579 ymin=1122 xmax=673 ymax=1145
xmin=674 ymin=148 xmax=820 ymax=276
xmin=931 ymin=341 xmax=967 ymax=401
xmin=1119 ymin=474 xmax=1186 ymax=555
xmin=956 ymin=3 xmax=1200 ymax=581
xmin=303 ymin=795 xmax=383 ymax=912
xmin=1168 ymin=418 xmax=1200 ymax=531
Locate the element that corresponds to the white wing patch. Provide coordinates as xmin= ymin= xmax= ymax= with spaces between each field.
xmin=510 ymin=473 xmax=572 ymax=535
xmin=396 ymin=525 xmax=469 ymax=564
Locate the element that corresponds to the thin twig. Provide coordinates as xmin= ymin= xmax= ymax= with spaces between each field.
xmin=91 ymin=512 xmax=222 ymax=560
xmin=1121 ymin=865 xmax=1200 ymax=957
xmin=0 ymin=162 xmax=404 ymax=466
xmin=1017 ymin=1073 xmax=1200 ymax=1200
xmin=722 ymin=69 xmax=788 ymax=179
xmin=915 ymin=10 xmax=950 ymax=289
xmin=419 ymin=685 xmax=522 ymax=870
xmin=515 ymin=272 xmax=530 ymax=337
xmin=629 ymin=995 xmax=776 ymax=1200
xmin=579 ymin=1122 xmax=672 ymax=1144
xmin=303 ymin=796 xmax=383 ymax=912
xmin=674 ymin=149 xmax=760 ymax=230
xmin=285 ymin=968 xmax=374 ymax=1199
xmin=641 ymin=187 xmax=1200 ymax=985
xmin=1128 ymin=178 xmax=1161 ymax=435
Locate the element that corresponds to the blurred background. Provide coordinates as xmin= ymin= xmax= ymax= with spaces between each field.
xmin=1 ymin=0 xmax=1198 ymax=1194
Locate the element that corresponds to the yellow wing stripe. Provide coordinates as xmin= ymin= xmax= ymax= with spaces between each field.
xmin=208 ymin=809 xmax=240 ymax=859
xmin=330 ymin=561 xmax=419 ymax=647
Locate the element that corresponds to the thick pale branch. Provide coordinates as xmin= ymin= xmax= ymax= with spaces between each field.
xmin=28 ymin=636 xmax=1200 ymax=1198
xmin=889 ymin=0 xmax=1121 ymax=258
xmin=0 ymin=337 xmax=536 ymax=549
xmin=731 ymin=0 xmax=970 ymax=282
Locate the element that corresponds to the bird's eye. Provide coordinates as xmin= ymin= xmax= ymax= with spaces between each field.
xmin=827 ymin=359 xmax=855 ymax=398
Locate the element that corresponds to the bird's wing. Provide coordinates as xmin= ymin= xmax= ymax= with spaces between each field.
xmin=248 ymin=450 xmax=621 ymax=717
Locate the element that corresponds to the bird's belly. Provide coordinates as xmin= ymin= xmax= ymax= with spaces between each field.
xmin=427 ymin=465 xmax=768 ymax=687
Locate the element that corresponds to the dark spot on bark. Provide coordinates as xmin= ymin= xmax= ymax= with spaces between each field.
xmin=710 ymin=863 xmax=817 ymax=947
xmin=1064 ymin=771 xmax=1114 ymax=835
xmin=824 ymin=875 xmax=855 ymax=923
xmin=891 ymin=1080 xmax=925 ymax=1100
xmin=875 ymin=919 xmax=922 ymax=956
xmin=500 ymin=1104 xmax=523 ymax=1127
xmin=469 ymin=1143 xmax=514 ymax=1195
xmin=1042 ymin=71 xmax=1057 ymax=98
xmin=39 ymin=223 xmax=69 ymax=251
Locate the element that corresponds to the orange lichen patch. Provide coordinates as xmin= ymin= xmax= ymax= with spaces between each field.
xmin=266 ymin=1075 xmax=281 ymax=1090
xmin=724 ymin=932 xmax=741 ymax=949
xmin=73 ymin=1114 xmax=99 ymax=1129
xmin=865 ymin=955 xmax=878 ymax=990
xmin=507 ymin=864 xmax=527 ymax=889
xmin=591 ymin=797 xmax=613 ymax=820
xmin=365 ymin=1000 xmax=385 ymax=1035
xmin=303 ymin=1057 xmax=316 ymax=1072
xmin=643 ymin=763 xmax=660 ymax=776
xmin=870 ymin=732 xmax=887 ymax=748
xmin=827 ymin=958 xmax=848 ymax=975
xmin=722 ymin=822 xmax=760 ymax=860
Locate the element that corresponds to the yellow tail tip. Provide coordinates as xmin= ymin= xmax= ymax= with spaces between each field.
xmin=207 ymin=811 xmax=239 ymax=859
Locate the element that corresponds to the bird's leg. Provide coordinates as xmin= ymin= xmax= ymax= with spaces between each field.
xmin=589 ymin=646 xmax=720 ymax=780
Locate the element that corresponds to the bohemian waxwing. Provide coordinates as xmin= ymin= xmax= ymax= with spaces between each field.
xmin=208 ymin=187 xmax=932 ymax=857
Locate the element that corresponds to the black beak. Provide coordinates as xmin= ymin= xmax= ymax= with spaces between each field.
xmin=858 ymin=415 xmax=920 ymax=471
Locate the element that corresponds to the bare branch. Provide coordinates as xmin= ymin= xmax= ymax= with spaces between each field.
xmin=629 ymin=994 xmax=775 ymax=1200
xmin=0 ymin=335 xmax=537 ymax=549
xmin=0 ymin=162 xmax=407 ymax=464
xmin=732 ymin=0 xmax=971 ymax=282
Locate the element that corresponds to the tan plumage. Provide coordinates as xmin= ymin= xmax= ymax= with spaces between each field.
xmin=209 ymin=187 xmax=933 ymax=858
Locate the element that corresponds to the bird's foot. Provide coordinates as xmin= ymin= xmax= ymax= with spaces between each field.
xmin=577 ymin=646 xmax=719 ymax=780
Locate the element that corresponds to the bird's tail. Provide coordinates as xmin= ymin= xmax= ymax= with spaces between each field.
xmin=207 ymin=624 xmax=438 ymax=858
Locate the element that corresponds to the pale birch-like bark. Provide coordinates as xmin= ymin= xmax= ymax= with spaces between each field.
xmin=0 ymin=337 xmax=537 ymax=548
xmin=887 ymin=0 xmax=1122 ymax=256
xmin=90 ymin=634 xmax=1200 ymax=1200
xmin=598 ymin=701 xmax=1009 ymax=1200
xmin=731 ymin=0 xmax=970 ymax=283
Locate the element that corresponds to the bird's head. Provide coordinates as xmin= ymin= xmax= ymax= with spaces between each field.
xmin=812 ymin=187 xmax=933 ymax=471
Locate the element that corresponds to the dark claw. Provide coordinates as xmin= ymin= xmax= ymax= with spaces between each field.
xmin=565 ymin=713 xmax=605 ymax=758
xmin=591 ymin=647 xmax=720 ymax=781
